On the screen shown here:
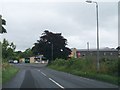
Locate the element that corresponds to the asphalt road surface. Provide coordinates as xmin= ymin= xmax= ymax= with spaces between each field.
xmin=2 ymin=63 xmax=119 ymax=89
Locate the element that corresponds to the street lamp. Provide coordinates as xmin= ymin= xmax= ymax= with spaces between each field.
xmin=86 ymin=0 xmax=100 ymax=71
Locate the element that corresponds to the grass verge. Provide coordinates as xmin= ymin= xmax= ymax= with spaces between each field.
xmin=2 ymin=63 xmax=19 ymax=84
xmin=48 ymin=58 xmax=119 ymax=85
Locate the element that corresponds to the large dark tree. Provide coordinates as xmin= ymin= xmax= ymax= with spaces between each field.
xmin=32 ymin=30 xmax=71 ymax=61
xmin=116 ymin=46 xmax=120 ymax=51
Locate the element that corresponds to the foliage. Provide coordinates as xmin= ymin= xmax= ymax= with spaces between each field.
xmin=14 ymin=48 xmax=33 ymax=60
xmin=48 ymin=58 xmax=119 ymax=85
xmin=0 ymin=15 xmax=7 ymax=34
xmin=1 ymin=38 xmax=34 ymax=61
xmin=32 ymin=30 xmax=71 ymax=61
xmin=2 ymin=62 xmax=19 ymax=84
xmin=1 ymin=38 xmax=16 ymax=61
xmin=116 ymin=46 xmax=120 ymax=50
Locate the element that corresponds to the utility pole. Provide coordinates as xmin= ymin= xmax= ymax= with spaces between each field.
xmin=96 ymin=2 xmax=100 ymax=71
xmin=87 ymin=42 xmax=89 ymax=52
xmin=51 ymin=43 xmax=53 ymax=61
xmin=86 ymin=0 xmax=100 ymax=71
xmin=87 ymin=42 xmax=89 ymax=56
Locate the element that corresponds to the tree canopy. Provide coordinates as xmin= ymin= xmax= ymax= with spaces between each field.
xmin=32 ymin=30 xmax=71 ymax=61
xmin=116 ymin=46 xmax=120 ymax=50
xmin=1 ymin=38 xmax=33 ymax=61
xmin=1 ymin=38 xmax=16 ymax=60
xmin=15 ymin=48 xmax=33 ymax=59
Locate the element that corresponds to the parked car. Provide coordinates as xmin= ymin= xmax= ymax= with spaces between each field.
xmin=41 ymin=61 xmax=45 ymax=64
xmin=8 ymin=60 xmax=14 ymax=63
xmin=35 ymin=61 xmax=39 ymax=63
xmin=13 ymin=60 xmax=18 ymax=64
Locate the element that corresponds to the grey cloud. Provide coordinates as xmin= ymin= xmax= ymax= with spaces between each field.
xmin=1 ymin=2 xmax=118 ymax=50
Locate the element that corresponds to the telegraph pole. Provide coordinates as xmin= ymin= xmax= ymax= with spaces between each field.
xmin=86 ymin=0 xmax=100 ymax=71
xmin=51 ymin=43 xmax=53 ymax=61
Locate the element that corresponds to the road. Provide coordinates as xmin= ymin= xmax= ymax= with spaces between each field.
xmin=2 ymin=63 xmax=119 ymax=90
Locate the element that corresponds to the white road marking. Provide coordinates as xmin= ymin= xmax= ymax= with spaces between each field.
xmin=82 ymin=77 xmax=90 ymax=80
xmin=80 ymin=77 xmax=95 ymax=81
xmin=37 ymin=70 xmax=47 ymax=76
xmin=37 ymin=70 xmax=64 ymax=89
xmin=41 ymin=72 xmax=47 ymax=76
xmin=49 ymin=78 xmax=64 ymax=89
xmin=38 ymin=70 xmax=40 ymax=71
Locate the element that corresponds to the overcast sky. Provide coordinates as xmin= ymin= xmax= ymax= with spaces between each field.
xmin=0 ymin=0 xmax=119 ymax=51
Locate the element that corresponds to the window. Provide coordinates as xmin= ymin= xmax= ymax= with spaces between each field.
xmin=110 ymin=53 xmax=113 ymax=55
xmin=104 ymin=52 xmax=106 ymax=56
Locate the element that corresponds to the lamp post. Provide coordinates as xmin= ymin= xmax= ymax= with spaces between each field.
xmin=86 ymin=0 xmax=100 ymax=71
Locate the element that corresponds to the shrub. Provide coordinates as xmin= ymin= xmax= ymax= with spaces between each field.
xmin=48 ymin=57 xmax=119 ymax=85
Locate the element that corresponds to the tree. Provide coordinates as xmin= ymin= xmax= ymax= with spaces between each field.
xmin=116 ymin=46 xmax=120 ymax=51
xmin=116 ymin=46 xmax=120 ymax=58
xmin=0 ymin=15 xmax=7 ymax=34
xmin=14 ymin=48 xmax=33 ymax=59
xmin=2 ymin=39 xmax=9 ymax=59
xmin=32 ymin=30 xmax=71 ymax=61
xmin=1 ymin=38 xmax=16 ymax=60
xmin=10 ymin=42 xmax=16 ymax=51
xmin=14 ymin=51 xmax=23 ymax=59
xmin=23 ymin=48 xmax=33 ymax=58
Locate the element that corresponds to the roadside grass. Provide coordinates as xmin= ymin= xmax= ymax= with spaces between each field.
xmin=2 ymin=63 xmax=19 ymax=84
xmin=48 ymin=58 xmax=119 ymax=85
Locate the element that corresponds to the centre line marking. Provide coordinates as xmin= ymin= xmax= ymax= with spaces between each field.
xmin=38 ymin=70 xmax=40 ymax=71
xmin=41 ymin=72 xmax=47 ymax=76
xmin=49 ymin=78 xmax=64 ymax=89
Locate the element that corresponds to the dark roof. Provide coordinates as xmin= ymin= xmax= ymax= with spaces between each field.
xmin=77 ymin=49 xmax=118 ymax=52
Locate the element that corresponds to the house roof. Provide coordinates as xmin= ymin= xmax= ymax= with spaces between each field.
xmin=77 ymin=49 xmax=118 ymax=52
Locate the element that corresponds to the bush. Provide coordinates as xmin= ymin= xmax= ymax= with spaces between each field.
xmin=50 ymin=57 xmax=119 ymax=74
xmin=48 ymin=57 xmax=119 ymax=85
